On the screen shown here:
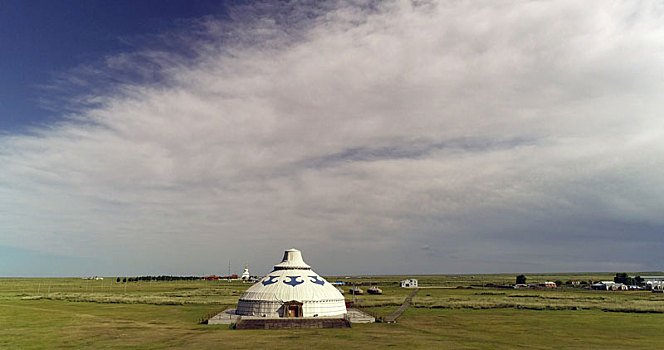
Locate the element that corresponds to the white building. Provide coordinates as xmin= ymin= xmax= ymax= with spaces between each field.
xmin=400 ymin=279 xmax=418 ymax=288
xmin=235 ymin=248 xmax=347 ymax=318
xmin=642 ymin=276 xmax=664 ymax=290
xmin=612 ymin=283 xmax=628 ymax=291
xmin=540 ymin=281 xmax=557 ymax=288
xmin=591 ymin=281 xmax=615 ymax=290
xmin=241 ymin=264 xmax=250 ymax=281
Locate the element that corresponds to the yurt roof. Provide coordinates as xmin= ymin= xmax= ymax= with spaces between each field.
xmin=273 ymin=248 xmax=311 ymax=270
xmin=239 ymin=248 xmax=343 ymax=303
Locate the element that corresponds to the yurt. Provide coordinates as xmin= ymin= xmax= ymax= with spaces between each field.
xmin=236 ymin=248 xmax=347 ymax=318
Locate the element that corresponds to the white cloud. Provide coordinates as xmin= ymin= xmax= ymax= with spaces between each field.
xmin=2 ymin=0 xmax=664 ymax=275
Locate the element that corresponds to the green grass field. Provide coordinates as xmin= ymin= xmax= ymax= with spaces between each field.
xmin=1 ymin=274 xmax=663 ymax=349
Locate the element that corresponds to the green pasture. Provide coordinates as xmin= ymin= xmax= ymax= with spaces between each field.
xmin=1 ymin=275 xmax=663 ymax=349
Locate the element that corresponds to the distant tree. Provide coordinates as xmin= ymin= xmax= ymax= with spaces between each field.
xmin=555 ymin=280 xmax=563 ymax=287
xmin=116 ymin=277 xmax=121 ymax=283
xmin=621 ymin=275 xmax=642 ymax=286
xmin=614 ymin=272 xmax=629 ymax=284
xmin=565 ymin=280 xmax=573 ymax=285
xmin=516 ymin=275 xmax=527 ymax=284
xmin=123 ymin=277 xmax=127 ymax=283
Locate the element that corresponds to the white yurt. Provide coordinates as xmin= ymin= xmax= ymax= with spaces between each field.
xmin=236 ymin=248 xmax=347 ymax=318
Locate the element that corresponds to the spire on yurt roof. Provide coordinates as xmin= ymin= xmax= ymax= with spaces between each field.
xmin=273 ymin=248 xmax=311 ymax=270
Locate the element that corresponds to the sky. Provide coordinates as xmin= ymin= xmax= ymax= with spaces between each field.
xmin=1 ymin=0 xmax=663 ymax=277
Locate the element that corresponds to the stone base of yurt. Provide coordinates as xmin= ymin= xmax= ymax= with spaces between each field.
xmin=234 ymin=317 xmax=350 ymax=329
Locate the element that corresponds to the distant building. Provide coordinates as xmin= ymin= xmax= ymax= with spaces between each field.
xmin=641 ymin=276 xmax=664 ymax=282
xmin=591 ymin=281 xmax=615 ymax=290
xmin=400 ymin=279 xmax=418 ymax=288
xmin=538 ymin=281 xmax=557 ymax=288
xmin=241 ymin=264 xmax=250 ymax=281
xmin=614 ymin=283 xmax=628 ymax=291
xmin=642 ymin=276 xmax=664 ymax=290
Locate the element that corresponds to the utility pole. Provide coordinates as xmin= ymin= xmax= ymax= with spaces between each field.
xmin=352 ymin=279 xmax=356 ymax=304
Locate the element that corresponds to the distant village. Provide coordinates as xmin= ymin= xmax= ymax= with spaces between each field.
xmin=507 ymin=273 xmax=664 ymax=292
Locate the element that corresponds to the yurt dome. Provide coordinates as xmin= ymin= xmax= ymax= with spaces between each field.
xmin=236 ymin=248 xmax=346 ymax=318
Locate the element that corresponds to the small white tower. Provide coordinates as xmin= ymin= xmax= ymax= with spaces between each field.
xmin=241 ymin=264 xmax=250 ymax=281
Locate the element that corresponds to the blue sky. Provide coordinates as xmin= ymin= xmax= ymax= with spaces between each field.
xmin=0 ymin=0 xmax=227 ymax=132
xmin=1 ymin=0 xmax=663 ymax=277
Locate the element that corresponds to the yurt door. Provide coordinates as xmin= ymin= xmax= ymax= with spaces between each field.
xmin=288 ymin=305 xmax=298 ymax=317
xmin=283 ymin=301 xmax=303 ymax=317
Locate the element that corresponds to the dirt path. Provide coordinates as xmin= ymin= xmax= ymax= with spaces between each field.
xmin=384 ymin=288 xmax=419 ymax=323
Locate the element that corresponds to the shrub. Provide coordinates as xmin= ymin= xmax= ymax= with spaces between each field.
xmin=516 ymin=275 xmax=527 ymax=284
xmin=555 ymin=280 xmax=563 ymax=287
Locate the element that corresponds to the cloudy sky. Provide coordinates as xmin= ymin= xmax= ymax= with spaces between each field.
xmin=1 ymin=0 xmax=663 ymax=277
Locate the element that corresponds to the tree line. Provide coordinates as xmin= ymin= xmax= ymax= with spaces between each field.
xmin=613 ymin=272 xmax=643 ymax=285
xmin=115 ymin=276 xmax=203 ymax=283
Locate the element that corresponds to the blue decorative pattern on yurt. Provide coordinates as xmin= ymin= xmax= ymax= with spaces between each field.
xmin=283 ymin=276 xmax=304 ymax=287
xmin=309 ymin=276 xmax=325 ymax=285
xmin=262 ymin=275 xmax=278 ymax=286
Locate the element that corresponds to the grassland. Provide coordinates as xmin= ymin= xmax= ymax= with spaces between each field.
xmin=1 ymin=274 xmax=663 ymax=349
